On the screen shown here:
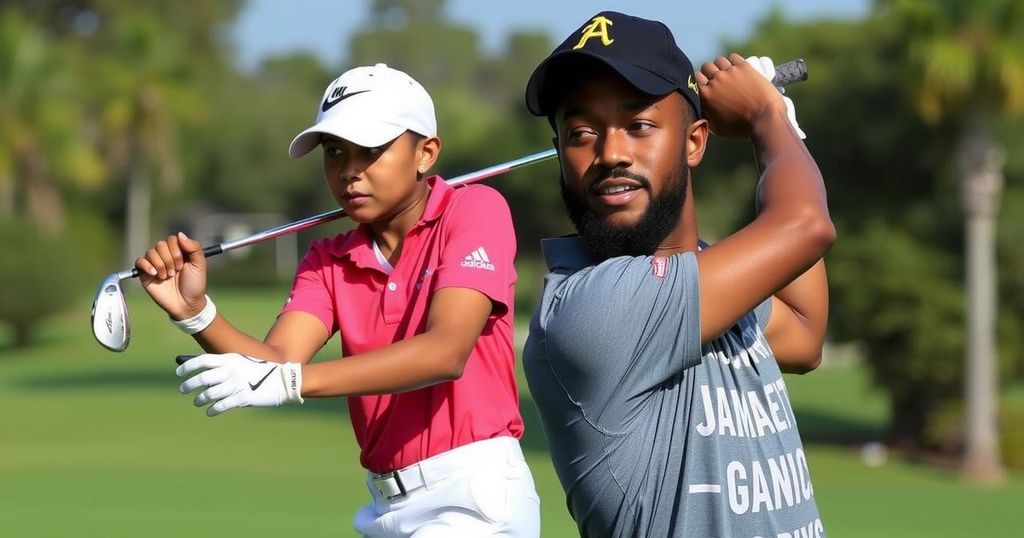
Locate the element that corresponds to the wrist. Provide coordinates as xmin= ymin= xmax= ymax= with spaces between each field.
xmin=280 ymin=362 xmax=304 ymax=404
xmin=750 ymin=106 xmax=796 ymax=143
xmin=171 ymin=296 xmax=207 ymax=321
xmin=170 ymin=295 xmax=216 ymax=334
xmin=750 ymin=102 xmax=789 ymax=131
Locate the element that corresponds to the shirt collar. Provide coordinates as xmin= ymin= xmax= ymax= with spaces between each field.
xmin=419 ymin=175 xmax=452 ymax=224
xmin=541 ymin=235 xmax=709 ymax=272
xmin=328 ymin=224 xmax=376 ymax=269
xmin=541 ymin=235 xmax=597 ymax=272
xmin=325 ymin=174 xmax=452 ymax=266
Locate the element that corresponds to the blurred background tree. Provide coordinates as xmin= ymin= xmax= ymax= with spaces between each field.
xmin=0 ymin=8 xmax=104 ymax=342
xmin=882 ymin=0 xmax=1024 ymax=484
xmin=0 ymin=8 xmax=105 ymax=234
xmin=730 ymin=2 xmax=1024 ymax=470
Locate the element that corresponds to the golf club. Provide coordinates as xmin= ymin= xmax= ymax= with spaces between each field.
xmin=92 ymin=148 xmax=558 ymax=352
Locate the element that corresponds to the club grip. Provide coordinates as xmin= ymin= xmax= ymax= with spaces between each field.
xmin=772 ymin=59 xmax=807 ymax=87
xmin=175 ymin=354 xmax=195 ymax=365
xmin=127 ymin=244 xmax=224 ymax=281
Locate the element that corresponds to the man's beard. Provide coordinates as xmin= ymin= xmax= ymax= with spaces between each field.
xmin=561 ymin=166 xmax=688 ymax=260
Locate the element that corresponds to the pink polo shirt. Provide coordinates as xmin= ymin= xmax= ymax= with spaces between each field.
xmin=280 ymin=176 xmax=523 ymax=472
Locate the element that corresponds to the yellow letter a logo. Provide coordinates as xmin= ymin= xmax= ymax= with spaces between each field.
xmin=573 ymin=16 xmax=614 ymax=50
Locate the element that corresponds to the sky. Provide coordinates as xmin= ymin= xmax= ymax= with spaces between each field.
xmin=229 ymin=0 xmax=870 ymax=72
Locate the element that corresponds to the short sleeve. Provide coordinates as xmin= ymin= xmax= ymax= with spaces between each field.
xmin=280 ymin=244 xmax=337 ymax=334
xmin=539 ymin=252 xmax=702 ymax=415
xmin=754 ymin=297 xmax=773 ymax=331
xmin=433 ymin=186 xmax=517 ymax=315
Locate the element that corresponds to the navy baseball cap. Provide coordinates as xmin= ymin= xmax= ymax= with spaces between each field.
xmin=525 ymin=11 xmax=701 ymax=119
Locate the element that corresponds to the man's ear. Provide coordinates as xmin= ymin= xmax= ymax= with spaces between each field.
xmin=686 ymin=119 xmax=709 ymax=168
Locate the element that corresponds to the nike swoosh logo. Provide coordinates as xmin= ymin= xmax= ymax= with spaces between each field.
xmin=322 ymin=88 xmax=370 ymax=112
xmin=249 ymin=366 xmax=277 ymax=391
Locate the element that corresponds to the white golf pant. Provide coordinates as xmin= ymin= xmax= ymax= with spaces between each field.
xmin=353 ymin=436 xmax=540 ymax=537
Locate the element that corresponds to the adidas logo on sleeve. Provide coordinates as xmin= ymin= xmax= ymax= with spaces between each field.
xmin=460 ymin=247 xmax=496 ymax=271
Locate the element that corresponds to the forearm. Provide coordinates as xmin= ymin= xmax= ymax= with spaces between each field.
xmin=752 ymin=109 xmax=833 ymax=243
xmin=301 ymin=331 xmax=469 ymax=397
xmin=192 ymin=314 xmax=289 ymax=362
xmin=175 ymin=289 xmax=492 ymax=416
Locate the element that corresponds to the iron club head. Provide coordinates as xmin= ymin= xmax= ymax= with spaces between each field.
xmin=91 ymin=270 xmax=134 ymax=352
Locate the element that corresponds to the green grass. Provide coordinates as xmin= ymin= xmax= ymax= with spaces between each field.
xmin=1 ymin=288 xmax=1021 ymax=537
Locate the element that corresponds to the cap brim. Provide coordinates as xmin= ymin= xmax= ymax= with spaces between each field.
xmin=287 ymin=120 xmax=406 ymax=158
xmin=525 ymin=50 xmax=678 ymax=116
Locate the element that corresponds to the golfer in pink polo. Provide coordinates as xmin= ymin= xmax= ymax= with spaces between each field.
xmin=133 ymin=63 xmax=540 ymax=536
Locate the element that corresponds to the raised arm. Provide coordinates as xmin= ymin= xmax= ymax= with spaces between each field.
xmin=694 ymin=53 xmax=835 ymax=344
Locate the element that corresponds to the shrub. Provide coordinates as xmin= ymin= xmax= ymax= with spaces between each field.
xmin=925 ymin=399 xmax=1024 ymax=470
xmin=0 ymin=220 xmax=78 ymax=347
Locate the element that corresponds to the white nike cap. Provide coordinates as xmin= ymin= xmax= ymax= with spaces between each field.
xmin=288 ymin=63 xmax=437 ymax=158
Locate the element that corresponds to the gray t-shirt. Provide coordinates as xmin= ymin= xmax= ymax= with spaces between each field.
xmin=523 ymin=237 xmax=824 ymax=538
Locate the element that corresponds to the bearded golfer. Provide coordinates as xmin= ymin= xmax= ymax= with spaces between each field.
xmin=522 ymin=11 xmax=832 ymax=537
xmin=134 ymin=64 xmax=540 ymax=536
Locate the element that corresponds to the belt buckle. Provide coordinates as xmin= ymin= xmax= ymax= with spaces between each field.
xmin=374 ymin=470 xmax=407 ymax=500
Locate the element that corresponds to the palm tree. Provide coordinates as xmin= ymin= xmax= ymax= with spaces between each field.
xmin=94 ymin=11 xmax=196 ymax=267
xmin=0 ymin=9 xmax=104 ymax=233
xmin=885 ymin=0 xmax=1024 ymax=483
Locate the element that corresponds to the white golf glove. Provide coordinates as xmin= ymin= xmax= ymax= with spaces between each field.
xmin=745 ymin=55 xmax=806 ymax=139
xmin=176 ymin=353 xmax=304 ymax=417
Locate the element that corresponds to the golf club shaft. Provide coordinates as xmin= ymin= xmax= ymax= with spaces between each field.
xmin=126 ymin=148 xmax=557 ymax=279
